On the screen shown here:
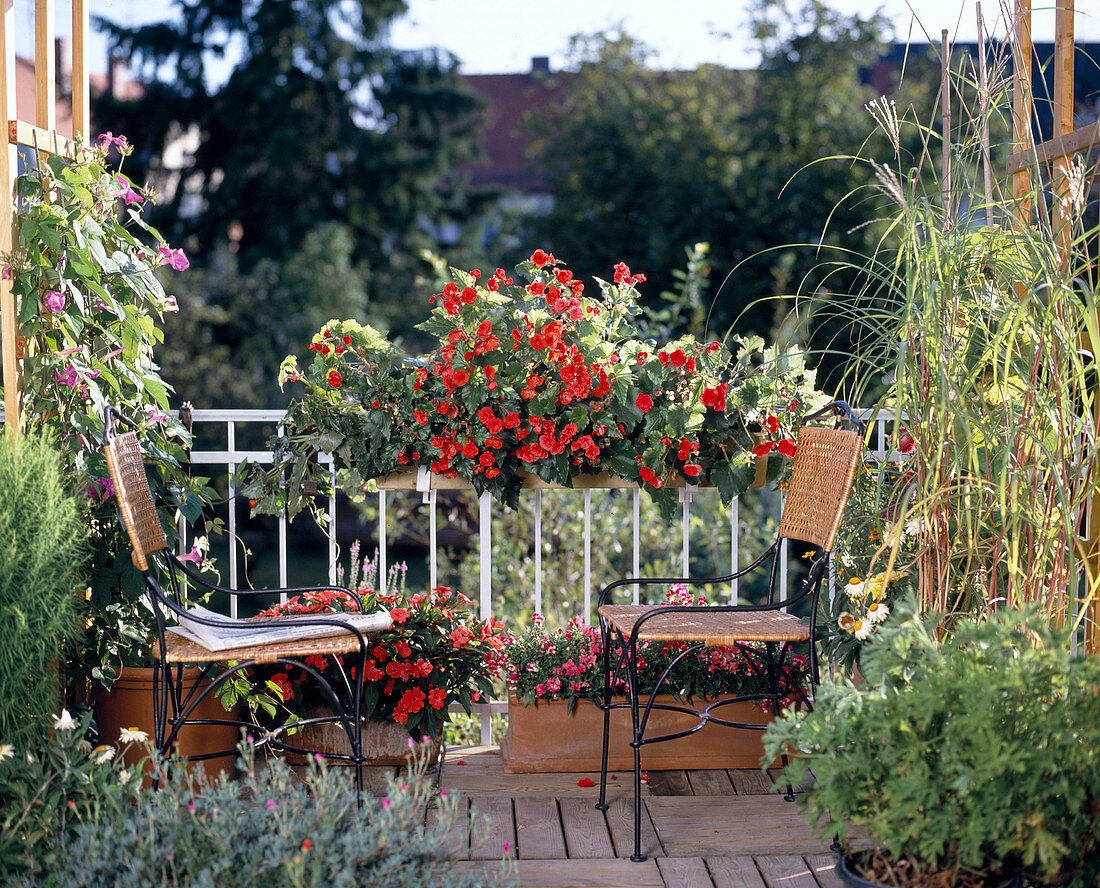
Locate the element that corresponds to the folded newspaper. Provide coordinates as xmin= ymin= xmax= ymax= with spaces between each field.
xmin=169 ymin=605 xmax=393 ymax=652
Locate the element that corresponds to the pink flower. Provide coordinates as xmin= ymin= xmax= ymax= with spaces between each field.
xmin=177 ymin=545 xmax=202 ymax=564
xmin=53 ymin=365 xmax=79 ymax=387
xmin=42 ymin=290 xmax=65 ymax=313
xmin=97 ymin=132 xmax=127 ymax=150
xmin=147 ymin=406 xmax=168 ymax=423
xmin=163 ymin=295 xmax=179 ymax=313
xmin=158 ymin=246 xmax=190 ymax=271
xmin=1 ymin=264 xmax=11 ymax=279
xmin=113 ymin=176 xmax=143 ymax=205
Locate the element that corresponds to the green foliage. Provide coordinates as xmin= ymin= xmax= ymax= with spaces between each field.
xmin=0 ymin=433 xmax=87 ymax=750
xmin=14 ymin=737 xmax=505 ymax=888
xmin=0 ymin=710 xmax=144 ymax=882
xmin=94 ymin=0 xmax=485 ymax=301
xmin=157 ymin=224 xmax=370 ymax=409
xmin=764 ymin=600 xmax=1100 ymax=886
xmin=5 ymin=143 xmax=221 ymax=691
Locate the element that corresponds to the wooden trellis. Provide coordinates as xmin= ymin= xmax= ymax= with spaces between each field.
xmin=0 ymin=0 xmax=88 ymax=434
xmin=1007 ymin=0 xmax=1100 ymax=653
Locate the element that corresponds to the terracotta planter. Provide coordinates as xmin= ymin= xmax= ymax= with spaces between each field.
xmin=501 ymin=693 xmax=775 ymax=773
xmin=92 ymin=666 xmax=241 ymax=782
xmin=283 ymin=706 xmax=441 ymax=767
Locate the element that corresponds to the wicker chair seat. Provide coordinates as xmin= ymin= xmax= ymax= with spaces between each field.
xmin=161 ymin=622 xmax=368 ymax=665
xmin=597 ymin=604 xmax=811 ymax=645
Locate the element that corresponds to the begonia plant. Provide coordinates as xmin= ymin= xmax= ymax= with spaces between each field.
xmin=243 ymin=250 xmax=826 ymax=518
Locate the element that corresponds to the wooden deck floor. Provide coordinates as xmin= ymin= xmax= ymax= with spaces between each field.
xmin=435 ymin=747 xmax=837 ymax=888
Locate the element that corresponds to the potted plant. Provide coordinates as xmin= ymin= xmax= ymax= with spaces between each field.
xmin=4 ymin=137 xmax=233 ymax=772
xmin=223 ymin=546 xmax=506 ymax=761
xmin=763 ymin=598 xmax=1100 ymax=888
xmin=500 ymin=585 xmax=809 ymax=773
xmin=241 ymin=251 xmax=827 ymax=518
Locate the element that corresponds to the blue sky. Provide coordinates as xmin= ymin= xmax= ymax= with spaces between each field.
xmin=20 ymin=0 xmax=1100 ymax=80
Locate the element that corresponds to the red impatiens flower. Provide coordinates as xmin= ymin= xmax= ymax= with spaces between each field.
xmin=683 ymin=463 xmax=703 ymax=477
xmin=635 ymin=393 xmax=654 ymax=413
xmin=530 ymin=248 xmax=554 ymax=267
xmin=754 ymin=441 xmax=777 ymax=457
xmin=765 ymin=415 xmax=780 ymax=434
xmin=428 ymin=687 xmax=447 ymax=709
xmin=777 ymin=438 xmax=797 ymax=458
xmin=327 ymin=369 xmax=342 ymax=388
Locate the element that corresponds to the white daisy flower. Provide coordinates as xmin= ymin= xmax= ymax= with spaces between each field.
xmin=0 ymin=743 xmax=14 ymax=762
xmin=867 ymin=601 xmax=891 ymax=624
xmin=119 ymin=727 xmax=148 ymax=744
xmin=93 ymin=745 xmax=115 ymax=764
xmin=854 ymin=619 xmax=873 ymax=640
xmin=52 ymin=710 xmax=76 ymax=731
xmin=845 ymin=577 xmax=865 ymax=601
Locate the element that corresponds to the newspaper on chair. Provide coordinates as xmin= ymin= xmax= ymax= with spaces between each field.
xmin=169 ymin=605 xmax=393 ymax=652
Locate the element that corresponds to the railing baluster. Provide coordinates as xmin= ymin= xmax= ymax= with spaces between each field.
xmin=583 ymin=489 xmax=592 ymax=624
xmin=632 ymin=488 xmax=640 ymax=604
xmin=478 ymin=491 xmax=492 ymax=745
xmin=227 ymin=420 xmax=238 ymax=618
xmin=730 ymin=497 xmax=739 ymax=602
xmin=534 ymin=489 xmax=543 ymax=616
xmin=378 ymin=490 xmax=386 ymax=594
xmin=278 ymin=422 xmax=287 ymax=596
xmin=428 ymin=488 xmax=437 ymax=590
xmin=680 ymin=487 xmax=692 ymax=575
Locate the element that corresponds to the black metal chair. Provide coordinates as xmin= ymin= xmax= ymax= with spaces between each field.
xmin=596 ymin=402 xmax=864 ymax=861
xmin=102 ymin=407 xmax=391 ymax=796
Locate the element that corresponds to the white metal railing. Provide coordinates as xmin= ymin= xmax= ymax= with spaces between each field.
xmin=1 ymin=405 xmax=896 ymax=743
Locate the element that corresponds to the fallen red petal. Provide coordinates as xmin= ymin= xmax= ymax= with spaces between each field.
xmin=576 ymin=778 xmax=596 ymax=787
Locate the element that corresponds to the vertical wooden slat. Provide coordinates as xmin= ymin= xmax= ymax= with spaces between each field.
xmin=0 ymin=0 xmax=20 ymax=434
xmin=1011 ymin=0 xmax=1034 ymax=226
xmin=71 ymin=0 xmax=89 ymax=139
xmin=1051 ymin=0 xmax=1075 ymax=263
xmin=34 ymin=0 xmax=54 ymax=133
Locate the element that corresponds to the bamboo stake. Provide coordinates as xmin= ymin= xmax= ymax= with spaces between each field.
xmin=976 ymin=3 xmax=993 ymax=220
xmin=1051 ymin=0 xmax=1075 ymax=266
xmin=941 ymin=29 xmax=952 ymax=221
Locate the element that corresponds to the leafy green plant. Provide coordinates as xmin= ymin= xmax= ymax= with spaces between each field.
xmin=242 ymin=250 xmax=827 ymax=521
xmin=0 ymin=709 xmax=144 ymax=882
xmin=29 ymin=739 xmax=508 ymax=888
xmin=764 ymin=599 xmax=1100 ymax=887
xmin=3 ymin=137 xmax=221 ymax=690
xmin=0 ymin=432 xmax=87 ymax=749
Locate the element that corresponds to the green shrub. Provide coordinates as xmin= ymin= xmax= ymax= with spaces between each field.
xmin=0 ymin=432 xmax=87 ymax=749
xmin=764 ymin=600 xmax=1100 ymax=887
xmin=31 ymin=741 xmax=509 ymax=888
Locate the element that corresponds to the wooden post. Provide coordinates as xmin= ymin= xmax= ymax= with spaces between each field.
xmin=1051 ymin=0 xmax=1075 ymax=265
xmin=1011 ymin=0 xmax=1034 ymax=226
xmin=71 ymin=0 xmax=89 ymax=140
xmin=34 ymin=0 xmax=54 ymax=133
xmin=0 ymin=0 xmax=18 ymax=434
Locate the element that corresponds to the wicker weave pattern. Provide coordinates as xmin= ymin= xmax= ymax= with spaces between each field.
xmin=161 ymin=622 xmax=366 ymax=664
xmin=103 ymin=431 xmax=168 ymax=572
xmin=599 ymin=605 xmax=810 ymax=644
xmin=775 ymin=427 xmax=862 ymax=552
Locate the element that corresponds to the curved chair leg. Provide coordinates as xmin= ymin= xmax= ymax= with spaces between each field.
xmin=596 ymin=622 xmax=613 ymax=812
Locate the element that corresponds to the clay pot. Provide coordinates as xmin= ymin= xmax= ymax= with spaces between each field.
xmin=501 ymin=693 xmax=775 ymax=774
xmin=283 ymin=706 xmax=441 ymax=767
xmin=92 ymin=666 xmax=241 ymax=782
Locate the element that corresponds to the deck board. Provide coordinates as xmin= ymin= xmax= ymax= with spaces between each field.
xmin=438 ymin=749 xmax=832 ymax=886
xmin=514 ymin=797 xmax=568 ymax=860
xmin=560 ymin=797 xmax=617 ymax=858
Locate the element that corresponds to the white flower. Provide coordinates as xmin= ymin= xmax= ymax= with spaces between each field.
xmin=845 ymin=577 xmax=865 ymax=601
xmin=0 ymin=743 xmax=14 ymax=761
xmin=118 ymin=769 xmax=132 ymax=785
xmin=119 ymin=727 xmax=148 ymax=744
xmin=838 ymin=612 xmax=856 ymax=632
xmin=854 ymin=618 xmax=873 ymax=641
xmin=867 ymin=601 xmax=891 ymax=624
xmin=93 ymin=745 xmax=115 ymax=764
xmin=77 ymin=739 xmax=92 ymax=754
xmin=904 ymin=516 xmax=925 ymax=537
xmin=53 ymin=710 xmax=76 ymax=731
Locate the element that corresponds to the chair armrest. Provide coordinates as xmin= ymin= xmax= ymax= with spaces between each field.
xmin=596 ymin=541 xmax=779 ymax=608
xmin=169 ymin=555 xmax=367 ymax=613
